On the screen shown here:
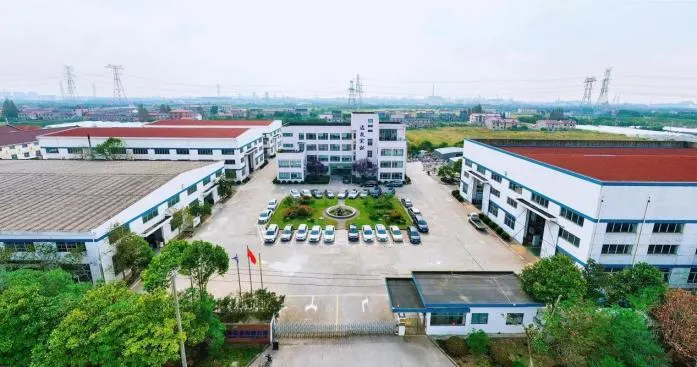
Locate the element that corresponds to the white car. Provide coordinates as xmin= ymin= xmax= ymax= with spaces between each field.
xmin=296 ymin=224 xmax=308 ymax=241
xmin=347 ymin=189 xmax=359 ymax=199
xmin=267 ymin=199 xmax=278 ymax=211
xmin=389 ymin=225 xmax=403 ymax=242
xmin=324 ymin=225 xmax=336 ymax=243
xmin=289 ymin=189 xmax=301 ymax=199
xmin=301 ymin=189 xmax=312 ymax=198
xmin=258 ymin=210 xmax=272 ymax=224
xmin=264 ymin=224 xmax=279 ymax=243
xmin=337 ymin=189 xmax=348 ymax=199
xmin=359 ymin=189 xmax=369 ymax=198
xmin=408 ymin=207 xmax=421 ymax=216
xmin=375 ymin=224 xmax=389 ymax=242
xmin=309 ymin=225 xmax=322 ymax=243
xmin=326 ymin=190 xmax=335 ymax=199
xmin=280 ymin=224 xmax=294 ymax=241
xmin=362 ymin=225 xmax=374 ymax=242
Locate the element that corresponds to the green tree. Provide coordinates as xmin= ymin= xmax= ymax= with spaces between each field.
xmin=471 ymin=104 xmax=483 ymax=113
xmin=137 ymin=104 xmax=150 ymax=121
xmin=582 ymin=259 xmax=610 ymax=302
xmin=32 ymin=282 xmax=190 ymax=367
xmin=179 ymin=288 xmax=225 ymax=353
xmin=217 ymin=178 xmax=234 ymax=198
xmin=112 ymin=232 xmax=154 ymax=279
xmin=606 ymin=263 xmax=666 ymax=308
xmin=352 ymin=158 xmax=375 ymax=178
xmin=652 ymin=289 xmax=697 ymax=365
xmin=549 ymin=107 xmax=565 ymax=120
xmin=180 ymin=240 xmax=229 ymax=295
xmin=520 ymin=254 xmax=586 ymax=303
xmin=1 ymin=99 xmax=19 ymax=120
xmin=0 ymin=269 xmax=89 ymax=367
xmin=141 ymin=240 xmax=189 ymax=291
xmin=209 ymin=105 xmax=219 ymax=115
xmin=159 ymin=104 xmax=172 ymax=113
xmin=93 ymin=137 xmax=126 ymax=160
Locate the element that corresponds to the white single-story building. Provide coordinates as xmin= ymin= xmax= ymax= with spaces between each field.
xmin=0 ymin=160 xmax=224 ymax=282
xmin=386 ymin=271 xmax=543 ymax=335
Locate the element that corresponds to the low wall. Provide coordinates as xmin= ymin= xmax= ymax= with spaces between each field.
xmin=224 ymin=323 xmax=270 ymax=344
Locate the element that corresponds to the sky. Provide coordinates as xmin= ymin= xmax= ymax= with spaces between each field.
xmin=1 ymin=0 xmax=697 ymax=103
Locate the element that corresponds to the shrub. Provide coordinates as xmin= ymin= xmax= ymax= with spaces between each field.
xmin=305 ymin=175 xmax=330 ymax=184
xmin=501 ymin=232 xmax=511 ymax=241
xmin=489 ymin=339 xmax=526 ymax=367
xmin=272 ymin=178 xmax=280 ymax=184
xmin=443 ymin=336 xmax=469 ymax=358
xmin=284 ymin=205 xmax=312 ymax=219
xmin=451 ymin=190 xmax=464 ymax=202
xmin=387 ymin=209 xmax=404 ymax=223
xmin=467 ymin=330 xmax=490 ymax=356
xmin=202 ymin=203 xmax=213 ymax=216
xmin=520 ymin=254 xmax=587 ymax=303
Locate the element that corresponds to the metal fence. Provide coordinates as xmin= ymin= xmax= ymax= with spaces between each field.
xmin=273 ymin=321 xmax=398 ymax=338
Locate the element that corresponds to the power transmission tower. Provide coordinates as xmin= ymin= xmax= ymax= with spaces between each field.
xmin=347 ymin=79 xmax=356 ymax=106
xmin=355 ymin=74 xmax=364 ymax=105
xmin=92 ymin=84 xmax=97 ymax=99
xmin=105 ymin=64 xmax=126 ymax=100
xmin=59 ymin=81 xmax=65 ymax=100
xmin=216 ymin=84 xmax=221 ymax=97
xmin=597 ymin=67 xmax=612 ymax=105
xmin=64 ymin=66 xmax=76 ymax=99
xmin=581 ymin=76 xmax=596 ymax=105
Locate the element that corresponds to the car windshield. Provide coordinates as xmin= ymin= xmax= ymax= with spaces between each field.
xmin=349 ymin=227 xmax=358 ymax=233
xmin=325 ymin=228 xmax=334 ymax=235
xmin=377 ymin=228 xmax=386 ymax=234
xmin=364 ymin=229 xmax=372 ymax=235
xmin=393 ymin=228 xmax=401 ymax=234
xmin=311 ymin=229 xmax=319 ymax=235
xmin=283 ymin=229 xmax=291 ymax=234
xmin=260 ymin=212 xmax=268 ymax=217
xmin=299 ymin=228 xmax=306 ymax=233
xmin=266 ymin=229 xmax=275 ymax=235
xmin=418 ymin=219 xmax=427 ymax=225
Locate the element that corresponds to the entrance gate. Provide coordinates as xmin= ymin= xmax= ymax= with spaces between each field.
xmin=272 ymin=321 xmax=398 ymax=339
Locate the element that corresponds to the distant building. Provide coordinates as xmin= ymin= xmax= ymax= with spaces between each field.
xmin=468 ymin=113 xmax=500 ymax=125
xmin=534 ymin=119 xmax=576 ymax=131
xmin=433 ymin=147 xmax=462 ymax=160
xmin=0 ymin=125 xmax=71 ymax=160
xmin=168 ymin=109 xmax=196 ymax=120
xmin=484 ymin=118 xmax=519 ymax=130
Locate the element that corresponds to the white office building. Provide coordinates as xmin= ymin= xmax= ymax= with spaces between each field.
xmin=38 ymin=125 xmax=269 ymax=181
xmin=0 ymin=160 xmax=224 ymax=282
xmin=276 ymin=112 xmax=407 ymax=182
xmin=459 ymin=139 xmax=697 ymax=288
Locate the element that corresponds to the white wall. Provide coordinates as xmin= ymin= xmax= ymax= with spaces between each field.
xmin=425 ymin=306 xmax=540 ymax=335
xmin=0 ymin=141 xmax=41 ymax=159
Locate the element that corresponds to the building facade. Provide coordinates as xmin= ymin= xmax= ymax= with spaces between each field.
xmin=276 ymin=112 xmax=407 ymax=182
xmin=459 ymin=139 xmax=697 ymax=288
xmin=0 ymin=160 xmax=224 ymax=282
xmin=533 ymin=119 xmax=576 ymax=130
xmin=0 ymin=125 xmax=70 ymax=160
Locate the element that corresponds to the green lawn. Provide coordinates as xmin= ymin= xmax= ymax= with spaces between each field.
xmin=268 ymin=197 xmax=338 ymax=228
xmin=196 ymin=343 xmax=266 ymax=367
xmin=345 ymin=196 xmax=412 ymax=229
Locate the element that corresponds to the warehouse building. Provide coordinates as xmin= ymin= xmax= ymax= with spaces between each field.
xmin=0 ymin=160 xmax=224 ymax=282
xmin=276 ymin=112 xmax=407 ymax=182
xmin=38 ymin=125 xmax=266 ymax=181
xmin=386 ymin=271 xmax=543 ymax=335
xmin=0 ymin=125 xmax=71 ymax=160
xmin=459 ymin=139 xmax=697 ymax=287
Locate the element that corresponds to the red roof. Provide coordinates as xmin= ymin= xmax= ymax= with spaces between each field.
xmin=0 ymin=126 xmax=73 ymax=147
xmin=501 ymin=146 xmax=697 ymax=182
xmin=149 ymin=119 xmax=274 ymax=127
xmin=41 ymin=126 xmax=248 ymax=139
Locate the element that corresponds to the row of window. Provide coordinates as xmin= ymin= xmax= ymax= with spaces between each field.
xmin=305 ymin=144 xmax=353 ymax=152
xmin=380 ymin=148 xmax=405 ymax=157
xmin=58 ymin=147 xmax=240 ymax=156
xmin=379 ymin=172 xmax=404 ymax=180
xmin=296 ymin=132 xmax=353 ymax=141
xmin=558 ymin=227 xmax=581 ymax=247
xmin=379 ymin=160 xmax=404 ymax=169
xmin=606 ymin=222 xmax=685 ymax=234
xmin=278 ymin=172 xmax=303 ymax=180
xmin=1 ymin=241 xmax=86 ymax=253
xmin=278 ymin=160 xmax=303 ymax=168
xmin=143 ymin=171 xmax=220 ymax=223
xmin=305 ymin=155 xmax=353 ymax=163
xmin=600 ymin=243 xmax=686 ymax=255
xmin=430 ymin=312 xmax=524 ymax=326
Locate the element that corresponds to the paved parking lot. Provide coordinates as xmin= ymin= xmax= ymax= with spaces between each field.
xmin=189 ymin=161 xmax=531 ymax=323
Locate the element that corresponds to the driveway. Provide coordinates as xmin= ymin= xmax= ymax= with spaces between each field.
xmin=252 ymin=336 xmax=454 ymax=367
xmin=186 ymin=161 xmax=532 ymax=323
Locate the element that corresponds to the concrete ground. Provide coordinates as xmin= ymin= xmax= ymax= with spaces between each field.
xmin=186 ymin=160 xmax=532 ymax=323
xmin=251 ymin=336 xmax=455 ymax=367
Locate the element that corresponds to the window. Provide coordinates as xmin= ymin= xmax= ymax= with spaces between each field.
xmin=298 ymin=133 xmax=304 ymax=140
xmin=306 ymin=144 xmax=317 ymax=151
xmin=132 ymin=148 xmax=148 ymax=154
xmin=342 ymin=144 xmax=352 ymax=151
xmin=380 ymin=172 xmax=390 ymax=179
xmin=318 ymin=144 xmax=328 ymax=151
xmin=558 ymin=228 xmax=580 ymax=247
xmin=198 ymin=149 xmax=213 ymax=155
xmin=142 ymin=208 xmax=159 ymax=223
xmin=221 ymin=149 xmax=235 ymax=155
xmin=278 ymin=172 xmax=290 ymax=180
xmin=379 ymin=128 xmax=398 ymax=141
xmin=488 ymin=202 xmax=499 ymax=217
xmin=154 ymin=148 xmax=170 ymax=155
xmin=393 ymin=149 xmax=404 ymax=156
xmin=380 ymin=149 xmax=392 ymax=156
xmin=317 ymin=133 xmax=328 ymax=140
xmin=508 ymin=181 xmax=522 ymax=194
xmin=647 ymin=244 xmax=679 ymax=255
xmin=23 ymin=152 xmax=30 ymax=158
xmin=203 ymin=177 xmax=211 ymax=185
xmin=560 ymin=207 xmax=584 ymax=226
xmin=531 ymin=193 xmax=549 ymax=208
xmin=471 ymin=313 xmax=489 ymax=324
xmin=390 ymin=173 xmax=403 ymax=180
xmin=380 ymin=161 xmax=391 ymax=168
xmin=601 ymin=244 xmax=632 ymax=255
xmin=55 ymin=241 xmax=85 ymax=253
xmin=67 ymin=147 xmax=83 ymax=154
xmin=430 ymin=313 xmax=464 ymax=326
xmin=45 ymin=147 xmax=59 ymax=154
xmin=306 ymin=133 xmax=317 ymax=140
xmin=504 ymin=213 xmax=515 ymax=229
xmin=330 ymin=133 xmax=341 ymax=140
xmin=461 ymin=182 xmax=468 ymax=194
xmin=341 ymin=133 xmax=352 ymax=140
xmin=282 ymin=144 xmax=294 ymax=149
xmin=464 ymin=159 xmax=472 ymax=167
xmin=658 ymin=267 xmax=671 ymax=282
xmin=176 ymin=148 xmax=190 ymax=155
xmin=491 ymin=173 xmax=502 ymax=183
xmin=187 ymin=185 xmax=197 ymax=195
xmin=687 ymin=268 xmax=697 ymax=284
xmin=367 ymin=138 xmax=373 ymax=146
xmin=606 ymin=222 xmax=636 ymax=233
xmin=507 ymin=197 xmax=518 ymax=208
xmin=341 ymin=156 xmax=352 ymax=162
xmin=490 ymin=188 xmax=500 ymax=198
xmin=109 ymin=147 xmax=126 ymax=155
xmin=319 ymin=155 xmax=329 ymax=162
xmin=330 ymin=144 xmax=340 ymax=151
xmin=506 ymin=313 xmax=524 ymax=325
xmin=3 ymin=242 xmax=35 ymax=252
xmin=224 ymin=160 xmax=235 ymax=165
xmin=168 ymin=195 xmax=181 ymax=208
xmin=282 ymin=132 xmax=293 ymax=137
xmin=476 ymin=165 xmax=486 ymax=174
xmin=330 ymin=156 xmax=341 ymax=162
xmin=653 ymin=223 xmax=683 ymax=234
xmin=367 ymin=150 xmax=373 ymax=158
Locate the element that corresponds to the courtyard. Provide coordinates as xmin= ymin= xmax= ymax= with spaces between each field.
xmin=185 ymin=161 xmax=534 ymax=324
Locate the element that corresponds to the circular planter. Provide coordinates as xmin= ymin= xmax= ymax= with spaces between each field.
xmin=325 ymin=205 xmax=357 ymax=219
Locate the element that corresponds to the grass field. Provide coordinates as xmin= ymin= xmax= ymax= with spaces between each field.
xmin=406 ymin=126 xmax=638 ymax=147
xmin=197 ymin=343 xmax=266 ymax=367
xmin=345 ymin=196 xmax=412 ymax=229
xmin=268 ymin=197 xmax=339 ymax=228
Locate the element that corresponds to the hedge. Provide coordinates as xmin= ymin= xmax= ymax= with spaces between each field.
xmin=272 ymin=175 xmax=330 ymax=185
xmin=451 ymin=190 xmax=465 ymax=202
xmin=478 ymin=213 xmax=511 ymax=241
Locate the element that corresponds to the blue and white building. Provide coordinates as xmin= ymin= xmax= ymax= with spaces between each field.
xmin=459 ymin=139 xmax=697 ymax=287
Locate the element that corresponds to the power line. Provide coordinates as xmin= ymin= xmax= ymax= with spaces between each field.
xmin=105 ymin=64 xmax=126 ymax=100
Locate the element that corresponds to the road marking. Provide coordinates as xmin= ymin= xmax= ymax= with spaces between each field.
xmin=304 ymin=296 xmax=318 ymax=312
xmin=335 ymin=295 xmax=340 ymax=324
xmin=362 ymin=297 xmax=369 ymax=313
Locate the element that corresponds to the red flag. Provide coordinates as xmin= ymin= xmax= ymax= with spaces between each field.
xmin=247 ymin=247 xmax=257 ymax=265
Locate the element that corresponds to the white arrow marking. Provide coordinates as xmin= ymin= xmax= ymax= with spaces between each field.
xmin=361 ymin=297 xmax=369 ymax=313
xmin=305 ymin=296 xmax=318 ymax=312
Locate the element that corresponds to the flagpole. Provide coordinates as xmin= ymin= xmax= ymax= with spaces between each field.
xmin=236 ymin=256 xmax=242 ymax=297
xmin=259 ymin=252 xmax=264 ymax=289
xmin=246 ymin=246 xmax=253 ymax=292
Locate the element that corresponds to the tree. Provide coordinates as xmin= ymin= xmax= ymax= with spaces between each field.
xmin=352 ymin=158 xmax=376 ymax=178
xmin=471 ymin=104 xmax=483 ymax=113
xmin=216 ymin=288 xmax=286 ymax=323
xmin=418 ymin=140 xmax=434 ymax=151
xmin=112 ymin=232 xmax=154 ymax=279
xmin=209 ymin=105 xmax=219 ymax=115
xmin=306 ymin=156 xmax=329 ymax=176
xmin=141 ymin=240 xmax=190 ymax=291
xmin=0 ymin=269 xmax=89 ymax=367
xmin=1 ymin=99 xmax=19 ymax=120
xmin=652 ymin=289 xmax=697 ymax=365
xmin=582 ymin=259 xmax=610 ymax=302
xmin=217 ymin=178 xmax=234 ymax=199
xmin=137 ymin=104 xmax=150 ymax=121
xmin=180 ymin=240 xmax=229 ymax=295
xmin=549 ymin=107 xmax=565 ymax=120
xmin=159 ymin=104 xmax=172 ymax=113
xmin=32 ymin=282 xmax=190 ymax=367
xmin=520 ymin=254 xmax=586 ymax=303
xmin=93 ymin=137 xmax=126 ymax=160
xmin=605 ymin=263 xmax=666 ymax=308
xmin=179 ymin=288 xmax=225 ymax=354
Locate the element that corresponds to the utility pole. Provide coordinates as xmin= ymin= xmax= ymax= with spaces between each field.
xmin=170 ymin=272 xmax=188 ymax=367
xmin=105 ymin=64 xmax=126 ymax=100
xmin=64 ymin=65 xmax=76 ymax=99
xmin=597 ymin=67 xmax=612 ymax=105
xmin=581 ymin=76 xmax=596 ymax=105
xmin=355 ymin=74 xmax=364 ymax=105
